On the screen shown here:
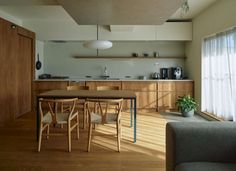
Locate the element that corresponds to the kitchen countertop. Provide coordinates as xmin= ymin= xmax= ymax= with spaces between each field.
xmin=34 ymin=78 xmax=193 ymax=82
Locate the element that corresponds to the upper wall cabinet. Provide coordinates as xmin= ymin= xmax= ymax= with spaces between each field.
xmin=156 ymin=22 xmax=192 ymax=41
xmin=23 ymin=20 xmax=192 ymax=41
xmin=99 ymin=25 xmax=156 ymax=41
xmin=99 ymin=22 xmax=192 ymax=41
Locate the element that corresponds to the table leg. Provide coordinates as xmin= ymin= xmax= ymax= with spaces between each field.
xmin=130 ymin=99 xmax=133 ymax=127
xmin=134 ymin=97 xmax=137 ymax=143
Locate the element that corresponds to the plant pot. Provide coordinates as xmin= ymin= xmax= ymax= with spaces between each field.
xmin=181 ymin=109 xmax=194 ymax=117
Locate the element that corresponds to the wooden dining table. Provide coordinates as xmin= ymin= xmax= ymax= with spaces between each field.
xmin=36 ymin=89 xmax=137 ymax=143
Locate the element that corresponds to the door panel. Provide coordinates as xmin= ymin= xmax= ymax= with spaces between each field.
xmin=16 ymin=35 xmax=32 ymax=117
xmin=0 ymin=18 xmax=18 ymax=122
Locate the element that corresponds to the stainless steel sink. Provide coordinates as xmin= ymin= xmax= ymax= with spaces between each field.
xmin=107 ymin=78 xmax=120 ymax=80
xmin=92 ymin=77 xmax=120 ymax=80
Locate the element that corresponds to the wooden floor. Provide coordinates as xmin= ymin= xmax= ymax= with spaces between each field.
xmin=0 ymin=111 xmax=169 ymax=171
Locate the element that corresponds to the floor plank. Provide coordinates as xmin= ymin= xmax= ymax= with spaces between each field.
xmin=0 ymin=111 xmax=205 ymax=171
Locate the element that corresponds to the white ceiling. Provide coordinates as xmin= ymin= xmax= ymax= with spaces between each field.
xmin=56 ymin=0 xmax=181 ymax=25
xmin=0 ymin=0 xmax=217 ymax=24
xmin=170 ymin=0 xmax=217 ymax=20
xmin=0 ymin=6 xmax=73 ymax=21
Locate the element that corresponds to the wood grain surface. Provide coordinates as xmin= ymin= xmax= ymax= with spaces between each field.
xmin=0 ymin=111 xmax=167 ymax=171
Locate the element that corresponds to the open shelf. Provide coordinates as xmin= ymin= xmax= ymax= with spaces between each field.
xmin=73 ymin=56 xmax=186 ymax=59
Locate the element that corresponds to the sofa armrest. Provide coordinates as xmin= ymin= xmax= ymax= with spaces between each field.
xmin=166 ymin=122 xmax=236 ymax=171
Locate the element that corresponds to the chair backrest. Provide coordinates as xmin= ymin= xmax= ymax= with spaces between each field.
xmin=86 ymin=99 xmax=123 ymax=123
xmin=39 ymin=98 xmax=78 ymax=122
xmin=67 ymin=85 xmax=89 ymax=90
xmin=96 ymin=86 xmax=119 ymax=90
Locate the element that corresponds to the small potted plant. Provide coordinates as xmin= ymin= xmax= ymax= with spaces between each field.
xmin=176 ymin=95 xmax=198 ymax=117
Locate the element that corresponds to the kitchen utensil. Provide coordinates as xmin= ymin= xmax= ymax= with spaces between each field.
xmin=139 ymin=76 xmax=147 ymax=80
xmin=152 ymin=72 xmax=160 ymax=79
xmin=174 ymin=66 xmax=182 ymax=79
xmin=132 ymin=53 xmax=138 ymax=57
xmin=168 ymin=67 xmax=176 ymax=79
xmin=36 ymin=53 xmax=42 ymax=70
xmin=143 ymin=53 xmax=149 ymax=57
xmin=160 ymin=68 xmax=168 ymax=79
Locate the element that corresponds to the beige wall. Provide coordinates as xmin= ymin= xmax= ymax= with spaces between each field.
xmin=35 ymin=40 xmax=44 ymax=78
xmin=43 ymin=41 xmax=185 ymax=79
xmin=185 ymin=0 xmax=236 ymax=110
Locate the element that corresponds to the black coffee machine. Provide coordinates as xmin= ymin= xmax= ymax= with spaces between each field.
xmin=168 ymin=67 xmax=177 ymax=79
xmin=160 ymin=68 xmax=168 ymax=79
xmin=168 ymin=67 xmax=183 ymax=79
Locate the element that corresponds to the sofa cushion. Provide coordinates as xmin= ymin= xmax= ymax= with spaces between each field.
xmin=175 ymin=162 xmax=236 ymax=171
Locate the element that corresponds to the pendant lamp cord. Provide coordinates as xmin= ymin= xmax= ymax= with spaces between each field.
xmin=97 ymin=25 xmax=99 ymax=56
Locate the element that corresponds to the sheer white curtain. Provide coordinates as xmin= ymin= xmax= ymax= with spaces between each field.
xmin=202 ymin=28 xmax=236 ymax=121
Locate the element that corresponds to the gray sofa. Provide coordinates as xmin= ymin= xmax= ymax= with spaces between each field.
xmin=166 ymin=122 xmax=236 ymax=171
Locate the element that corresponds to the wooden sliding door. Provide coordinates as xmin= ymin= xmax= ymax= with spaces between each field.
xmin=0 ymin=17 xmax=35 ymax=123
xmin=16 ymin=34 xmax=33 ymax=117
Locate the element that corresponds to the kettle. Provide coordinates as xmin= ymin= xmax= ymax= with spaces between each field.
xmin=152 ymin=72 xmax=160 ymax=79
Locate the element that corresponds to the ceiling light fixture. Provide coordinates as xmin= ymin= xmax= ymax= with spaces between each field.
xmin=83 ymin=25 xmax=113 ymax=50
xmin=180 ymin=0 xmax=190 ymax=17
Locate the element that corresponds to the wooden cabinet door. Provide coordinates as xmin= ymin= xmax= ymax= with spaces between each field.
xmin=157 ymin=81 xmax=194 ymax=112
xmin=122 ymin=81 xmax=157 ymax=110
xmin=86 ymin=81 xmax=122 ymax=90
xmin=158 ymin=81 xmax=175 ymax=92
xmin=69 ymin=81 xmax=86 ymax=87
xmin=34 ymin=81 xmax=69 ymax=91
xmin=157 ymin=92 xmax=176 ymax=111
xmin=33 ymin=81 xmax=69 ymax=109
xmin=157 ymin=82 xmax=175 ymax=111
xmin=175 ymin=81 xmax=193 ymax=93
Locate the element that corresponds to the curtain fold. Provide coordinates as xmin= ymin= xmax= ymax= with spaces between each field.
xmin=202 ymin=28 xmax=236 ymax=121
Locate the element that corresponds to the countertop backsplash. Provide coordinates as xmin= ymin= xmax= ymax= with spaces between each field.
xmin=36 ymin=41 xmax=187 ymax=79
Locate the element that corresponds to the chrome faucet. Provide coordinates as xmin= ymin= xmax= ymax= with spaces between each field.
xmin=104 ymin=66 xmax=108 ymax=77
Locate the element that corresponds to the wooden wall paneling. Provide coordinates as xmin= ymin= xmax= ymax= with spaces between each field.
xmin=0 ymin=17 xmax=36 ymax=121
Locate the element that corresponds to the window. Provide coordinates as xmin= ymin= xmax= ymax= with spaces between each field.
xmin=202 ymin=28 xmax=236 ymax=121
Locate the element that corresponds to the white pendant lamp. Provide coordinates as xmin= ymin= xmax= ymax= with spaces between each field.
xmin=83 ymin=40 xmax=113 ymax=50
xmin=83 ymin=25 xmax=113 ymax=50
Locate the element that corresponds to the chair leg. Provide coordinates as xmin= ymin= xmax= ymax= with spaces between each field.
xmin=38 ymin=124 xmax=43 ymax=152
xmin=83 ymin=107 xmax=87 ymax=129
xmin=68 ymin=123 xmax=71 ymax=152
xmin=46 ymin=124 xmax=50 ymax=140
xmin=93 ymin=123 xmax=96 ymax=129
xmin=117 ymin=122 xmax=121 ymax=152
xmin=77 ymin=115 xmax=80 ymax=140
xmin=87 ymin=123 xmax=92 ymax=152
